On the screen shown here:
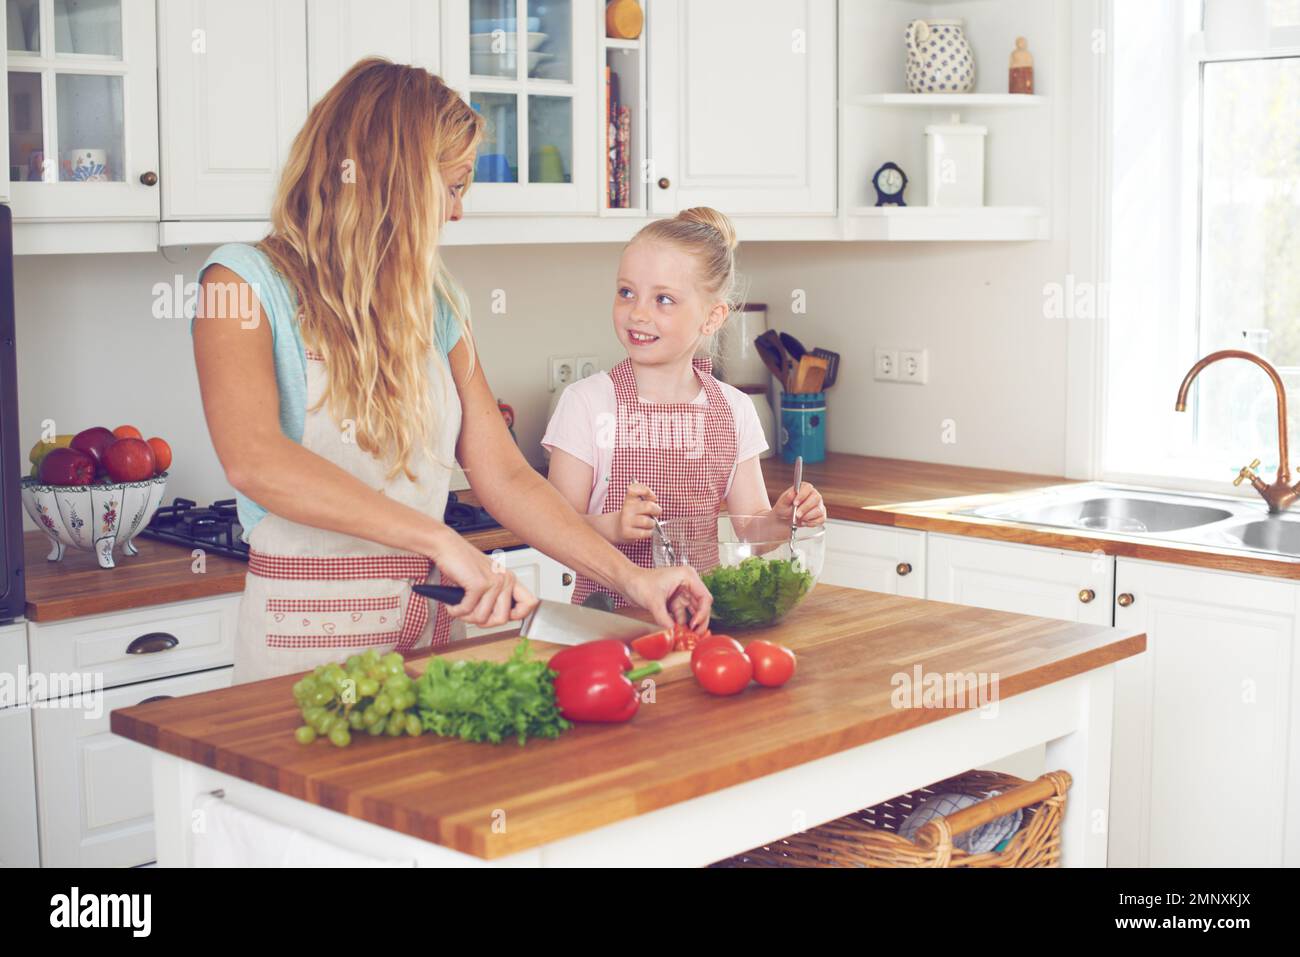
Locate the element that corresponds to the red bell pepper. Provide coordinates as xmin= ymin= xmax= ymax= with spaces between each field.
xmin=547 ymin=639 xmax=632 ymax=674
xmin=551 ymin=658 xmax=662 ymax=723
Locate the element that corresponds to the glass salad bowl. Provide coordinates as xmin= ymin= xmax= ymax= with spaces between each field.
xmin=651 ymin=514 xmax=826 ymax=628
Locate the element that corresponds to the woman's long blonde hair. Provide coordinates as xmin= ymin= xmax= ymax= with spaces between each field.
xmin=260 ymin=58 xmax=483 ymax=480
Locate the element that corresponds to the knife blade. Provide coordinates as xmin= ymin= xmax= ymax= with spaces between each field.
xmin=411 ymin=584 xmax=651 ymax=646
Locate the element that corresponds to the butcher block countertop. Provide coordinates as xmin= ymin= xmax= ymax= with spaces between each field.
xmin=110 ymin=584 xmax=1146 ymax=860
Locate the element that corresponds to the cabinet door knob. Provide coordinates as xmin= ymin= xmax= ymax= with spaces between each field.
xmin=139 ymin=171 xmax=158 ymax=186
xmin=1117 ymin=592 xmax=1136 ymax=607
xmin=126 ymin=632 xmax=178 ymax=654
xmin=657 ymin=177 xmax=671 ymax=190
xmin=1078 ymin=588 xmax=1095 ymax=603
xmin=896 ymin=562 xmax=912 ymax=576
xmin=561 ymin=572 xmax=574 ymax=587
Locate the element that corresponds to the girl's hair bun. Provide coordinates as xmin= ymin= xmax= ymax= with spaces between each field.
xmin=677 ymin=206 xmax=739 ymax=252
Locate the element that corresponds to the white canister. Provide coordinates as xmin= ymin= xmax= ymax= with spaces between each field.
xmin=925 ymin=114 xmax=986 ymax=207
xmin=715 ymin=303 xmax=768 ymax=388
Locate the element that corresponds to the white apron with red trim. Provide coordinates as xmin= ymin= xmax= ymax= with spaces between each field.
xmin=232 ymin=347 xmax=462 ymax=684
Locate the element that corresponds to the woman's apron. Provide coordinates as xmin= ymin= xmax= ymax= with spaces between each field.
xmin=233 ymin=347 xmax=462 ymax=683
xmin=570 ymin=357 xmax=736 ymax=610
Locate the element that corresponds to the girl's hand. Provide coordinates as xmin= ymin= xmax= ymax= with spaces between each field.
xmin=621 ymin=565 xmax=714 ymax=632
xmin=429 ymin=527 xmax=539 ymax=630
xmin=617 ymin=481 xmax=662 ymax=543
xmin=772 ymin=481 xmax=827 ymax=527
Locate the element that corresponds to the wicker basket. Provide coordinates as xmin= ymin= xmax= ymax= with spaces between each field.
xmin=711 ymin=769 xmax=1072 ymax=868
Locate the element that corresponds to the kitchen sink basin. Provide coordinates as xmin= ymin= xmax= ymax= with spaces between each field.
xmin=963 ymin=494 xmax=1234 ymax=534
xmin=1222 ymin=519 xmax=1300 ymax=557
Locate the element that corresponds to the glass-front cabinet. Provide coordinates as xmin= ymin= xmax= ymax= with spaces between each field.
xmin=441 ymin=0 xmax=596 ymax=213
xmin=4 ymin=0 xmax=158 ymax=219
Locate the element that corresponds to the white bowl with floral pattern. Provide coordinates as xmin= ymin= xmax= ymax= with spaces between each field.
xmin=21 ymin=474 xmax=168 ymax=569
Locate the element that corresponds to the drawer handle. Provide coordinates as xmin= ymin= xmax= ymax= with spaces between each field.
xmin=138 ymin=695 xmax=173 ymax=706
xmin=127 ymin=632 xmax=179 ymax=655
xmin=896 ymin=562 xmax=912 ymax=576
xmin=1078 ymin=588 xmax=1095 ymax=604
xmin=561 ymin=572 xmax=574 ymax=587
xmin=1117 ymin=593 xmax=1136 ymax=608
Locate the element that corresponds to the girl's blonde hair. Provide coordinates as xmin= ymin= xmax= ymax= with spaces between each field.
xmin=632 ymin=207 xmax=742 ymax=309
xmin=259 ymin=57 xmax=483 ymax=480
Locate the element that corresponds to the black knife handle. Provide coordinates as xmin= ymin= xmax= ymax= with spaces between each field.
xmin=412 ymin=583 xmax=466 ymax=604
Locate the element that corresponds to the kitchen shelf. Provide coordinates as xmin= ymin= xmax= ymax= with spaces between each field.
xmin=849 ymin=93 xmax=1048 ymax=108
xmin=846 ymin=206 xmax=1048 ymax=242
xmin=602 ymin=37 xmax=641 ymax=50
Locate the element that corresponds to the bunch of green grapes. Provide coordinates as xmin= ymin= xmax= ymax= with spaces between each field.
xmin=291 ymin=649 xmax=422 ymax=748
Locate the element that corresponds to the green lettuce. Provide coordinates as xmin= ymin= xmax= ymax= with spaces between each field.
xmin=414 ymin=639 xmax=570 ymax=746
xmin=702 ymin=556 xmax=814 ymax=628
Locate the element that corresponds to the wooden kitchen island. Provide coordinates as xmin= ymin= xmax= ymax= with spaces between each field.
xmin=111 ymin=586 xmax=1144 ymax=867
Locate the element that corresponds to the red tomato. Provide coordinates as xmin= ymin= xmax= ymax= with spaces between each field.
xmin=113 ymin=425 xmax=143 ymax=440
xmin=147 ymin=436 xmax=172 ymax=473
xmin=744 ymin=640 xmax=797 ymax=688
xmin=631 ymin=630 xmax=673 ymax=661
xmin=690 ymin=634 xmax=743 ymax=669
xmin=693 ymin=649 xmax=753 ymax=696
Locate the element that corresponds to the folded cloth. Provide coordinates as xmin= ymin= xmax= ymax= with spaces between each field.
xmin=191 ymin=794 xmax=415 ymax=867
xmin=898 ymin=791 xmax=1023 ymax=855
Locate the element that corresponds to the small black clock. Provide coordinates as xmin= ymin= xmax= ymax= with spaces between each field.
xmin=872 ymin=162 xmax=908 ymax=207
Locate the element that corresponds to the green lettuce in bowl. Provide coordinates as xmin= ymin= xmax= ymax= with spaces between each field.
xmin=702 ymin=555 xmax=816 ymax=628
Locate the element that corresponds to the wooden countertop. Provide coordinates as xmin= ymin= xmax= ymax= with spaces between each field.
xmin=760 ymin=453 xmax=1072 ymax=519
xmin=110 ymin=584 xmax=1146 ymax=860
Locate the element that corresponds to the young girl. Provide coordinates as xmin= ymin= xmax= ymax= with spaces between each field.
xmin=542 ymin=207 xmax=826 ymax=608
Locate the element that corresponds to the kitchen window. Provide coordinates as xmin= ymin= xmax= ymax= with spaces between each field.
xmin=1104 ymin=0 xmax=1300 ymax=486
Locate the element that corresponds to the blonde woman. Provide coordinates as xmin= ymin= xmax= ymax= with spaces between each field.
xmin=193 ymin=59 xmax=711 ymax=683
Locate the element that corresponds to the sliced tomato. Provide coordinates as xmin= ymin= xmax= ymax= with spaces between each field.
xmin=694 ymin=649 xmax=753 ymax=696
xmin=671 ymin=622 xmax=700 ymax=652
xmin=744 ymin=640 xmax=797 ymax=688
xmin=631 ymin=630 xmax=674 ymax=661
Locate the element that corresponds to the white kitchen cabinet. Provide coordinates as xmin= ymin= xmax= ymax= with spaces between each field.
xmin=34 ymin=665 xmax=232 ymax=867
xmin=1110 ymin=558 xmax=1300 ymax=868
xmin=463 ymin=545 xmax=575 ymax=639
xmin=307 ymin=0 xmax=441 ymax=104
xmin=821 ymin=520 xmax=925 ymax=598
xmin=440 ymin=0 xmax=598 ymax=214
xmin=157 ymin=0 xmax=308 ymax=220
xmin=926 ymin=533 xmax=1115 ymax=626
xmin=647 ymin=0 xmax=836 ymax=215
xmin=0 ymin=705 xmax=39 ymax=867
xmin=1 ymin=620 xmax=38 ymax=868
xmin=4 ymin=0 xmax=159 ymax=220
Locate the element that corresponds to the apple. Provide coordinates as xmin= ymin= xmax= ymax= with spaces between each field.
xmin=102 ymin=437 xmax=156 ymax=483
xmin=147 ymin=436 xmax=172 ymax=473
xmin=38 ymin=447 xmax=96 ymax=486
xmin=70 ymin=427 xmax=116 ymax=466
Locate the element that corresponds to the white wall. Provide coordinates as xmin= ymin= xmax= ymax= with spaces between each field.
xmin=13 ymin=237 xmax=1070 ymax=523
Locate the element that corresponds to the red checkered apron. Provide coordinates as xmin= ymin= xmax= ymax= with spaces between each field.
xmin=570 ymin=356 xmax=736 ymax=609
xmin=231 ymin=344 xmax=458 ymax=683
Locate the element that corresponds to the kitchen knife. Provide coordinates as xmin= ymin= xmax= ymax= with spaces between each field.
xmin=411 ymin=584 xmax=651 ymax=646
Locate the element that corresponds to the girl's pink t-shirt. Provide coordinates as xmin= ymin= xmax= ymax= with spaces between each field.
xmin=541 ymin=370 xmax=770 ymax=514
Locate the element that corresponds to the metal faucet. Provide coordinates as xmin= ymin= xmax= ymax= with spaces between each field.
xmin=1175 ymin=349 xmax=1297 ymax=513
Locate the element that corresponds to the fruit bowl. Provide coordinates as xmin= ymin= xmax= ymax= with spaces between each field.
xmin=651 ymin=515 xmax=826 ymax=628
xmin=21 ymin=474 xmax=168 ymax=569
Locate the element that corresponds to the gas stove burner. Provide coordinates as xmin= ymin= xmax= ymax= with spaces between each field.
xmin=140 ymin=494 xmax=500 ymax=562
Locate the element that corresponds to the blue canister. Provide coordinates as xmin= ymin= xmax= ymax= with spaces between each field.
xmin=780 ymin=391 xmax=826 ymax=464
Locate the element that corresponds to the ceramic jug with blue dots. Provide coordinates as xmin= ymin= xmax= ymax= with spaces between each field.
xmin=905 ymin=18 xmax=976 ymax=93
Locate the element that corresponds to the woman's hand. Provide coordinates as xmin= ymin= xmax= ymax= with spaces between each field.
xmin=616 ymin=482 xmax=662 ymax=543
xmin=429 ymin=527 xmax=539 ymax=630
xmin=621 ymin=564 xmax=714 ymax=632
xmin=771 ymin=481 xmax=827 ymax=527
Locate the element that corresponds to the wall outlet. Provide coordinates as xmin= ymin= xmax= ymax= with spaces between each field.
xmin=575 ymin=356 xmax=599 ymax=380
xmin=549 ymin=356 xmax=576 ymax=392
xmin=899 ymin=348 xmax=929 ymax=384
xmin=874 ymin=348 xmax=899 ymax=381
